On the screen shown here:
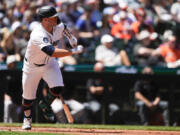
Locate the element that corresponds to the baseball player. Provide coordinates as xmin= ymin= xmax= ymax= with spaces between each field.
xmin=22 ymin=6 xmax=83 ymax=130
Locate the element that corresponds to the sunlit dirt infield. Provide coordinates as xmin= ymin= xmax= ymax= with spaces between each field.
xmin=0 ymin=126 xmax=180 ymax=135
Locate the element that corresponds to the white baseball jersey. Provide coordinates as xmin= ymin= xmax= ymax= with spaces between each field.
xmin=22 ymin=23 xmax=65 ymax=100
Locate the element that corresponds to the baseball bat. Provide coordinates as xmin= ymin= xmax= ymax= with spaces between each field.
xmin=59 ymin=95 xmax=74 ymax=123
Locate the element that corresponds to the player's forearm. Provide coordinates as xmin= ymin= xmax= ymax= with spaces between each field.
xmin=135 ymin=92 xmax=151 ymax=105
xmin=138 ymin=47 xmax=154 ymax=55
xmin=51 ymin=45 xmax=83 ymax=57
xmin=96 ymin=86 xmax=104 ymax=91
xmin=89 ymin=86 xmax=104 ymax=94
xmin=153 ymin=97 xmax=160 ymax=106
xmin=52 ymin=48 xmax=73 ymax=57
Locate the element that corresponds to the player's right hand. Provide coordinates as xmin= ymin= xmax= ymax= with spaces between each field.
xmin=71 ymin=45 xmax=84 ymax=54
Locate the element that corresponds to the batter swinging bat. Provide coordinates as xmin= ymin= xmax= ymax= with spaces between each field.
xmin=59 ymin=95 xmax=74 ymax=123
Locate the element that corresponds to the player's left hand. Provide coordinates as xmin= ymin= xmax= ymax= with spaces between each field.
xmin=71 ymin=45 xmax=84 ymax=54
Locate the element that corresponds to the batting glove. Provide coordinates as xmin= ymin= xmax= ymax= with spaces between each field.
xmin=71 ymin=45 xmax=84 ymax=54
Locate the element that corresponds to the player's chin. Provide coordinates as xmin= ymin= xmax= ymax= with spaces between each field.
xmin=53 ymin=23 xmax=57 ymax=27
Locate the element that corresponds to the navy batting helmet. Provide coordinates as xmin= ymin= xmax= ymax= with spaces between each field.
xmin=37 ymin=6 xmax=59 ymax=21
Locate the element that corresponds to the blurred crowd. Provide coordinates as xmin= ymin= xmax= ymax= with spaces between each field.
xmin=1 ymin=0 xmax=180 ymax=68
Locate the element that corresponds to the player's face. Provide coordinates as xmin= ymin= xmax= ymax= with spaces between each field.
xmin=105 ymin=42 xmax=113 ymax=49
xmin=45 ymin=16 xmax=58 ymax=27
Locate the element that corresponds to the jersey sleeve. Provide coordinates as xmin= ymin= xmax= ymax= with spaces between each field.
xmin=30 ymin=32 xmax=55 ymax=56
xmin=31 ymin=32 xmax=51 ymax=49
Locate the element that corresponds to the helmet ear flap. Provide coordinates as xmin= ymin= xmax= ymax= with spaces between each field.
xmin=38 ymin=14 xmax=43 ymax=22
xmin=57 ymin=17 xmax=61 ymax=24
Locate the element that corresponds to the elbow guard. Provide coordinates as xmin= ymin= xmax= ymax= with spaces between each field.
xmin=41 ymin=45 xmax=55 ymax=56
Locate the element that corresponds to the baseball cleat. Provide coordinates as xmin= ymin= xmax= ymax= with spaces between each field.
xmin=22 ymin=117 xmax=32 ymax=130
xmin=39 ymin=100 xmax=55 ymax=122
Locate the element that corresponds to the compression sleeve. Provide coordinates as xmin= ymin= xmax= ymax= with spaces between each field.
xmin=41 ymin=45 xmax=55 ymax=56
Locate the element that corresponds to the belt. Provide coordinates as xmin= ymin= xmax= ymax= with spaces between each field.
xmin=24 ymin=57 xmax=45 ymax=67
xmin=34 ymin=63 xmax=45 ymax=67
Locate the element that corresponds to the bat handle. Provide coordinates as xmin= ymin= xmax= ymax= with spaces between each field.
xmin=59 ymin=95 xmax=65 ymax=104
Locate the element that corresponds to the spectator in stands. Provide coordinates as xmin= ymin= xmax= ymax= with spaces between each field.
xmin=75 ymin=4 xmax=101 ymax=40
xmin=86 ymin=62 xmax=120 ymax=123
xmin=0 ymin=50 xmax=5 ymax=63
xmin=75 ymin=5 xmax=94 ymax=39
xmin=6 ymin=55 xmax=17 ymax=69
xmin=59 ymin=2 xmax=75 ymax=27
xmin=0 ymin=31 xmax=5 ymax=62
xmin=153 ymin=0 xmax=173 ymax=35
xmin=4 ymin=8 xmax=14 ymax=28
xmin=111 ymin=11 xmax=133 ymax=42
xmin=11 ymin=21 xmax=24 ymax=44
xmin=133 ymin=66 xmax=169 ymax=126
xmin=0 ymin=0 xmax=179 ymax=67
xmin=102 ymin=1 xmax=119 ymax=28
xmin=85 ymin=0 xmax=102 ymax=30
xmin=4 ymin=55 xmax=22 ymax=123
xmin=153 ymin=0 xmax=172 ymax=22
xmin=152 ymin=35 xmax=180 ymax=68
xmin=170 ymin=0 xmax=180 ymax=23
xmin=0 ymin=27 xmax=21 ymax=61
xmin=101 ymin=7 xmax=115 ymax=35
xmin=95 ymin=34 xmax=131 ymax=66
xmin=22 ymin=9 xmax=34 ymax=30
xmin=68 ymin=0 xmax=82 ymax=23
xmin=117 ymin=1 xmax=137 ymax=23
xmin=16 ymin=29 xmax=30 ymax=60
xmin=131 ymin=7 xmax=154 ymax=36
xmin=133 ymin=30 xmax=162 ymax=66
xmin=111 ymin=10 xmax=136 ymax=55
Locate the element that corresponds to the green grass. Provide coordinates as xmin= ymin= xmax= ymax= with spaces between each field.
xmin=0 ymin=123 xmax=180 ymax=131
xmin=0 ymin=123 xmax=180 ymax=135
xmin=0 ymin=132 xmax=71 ymax=135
